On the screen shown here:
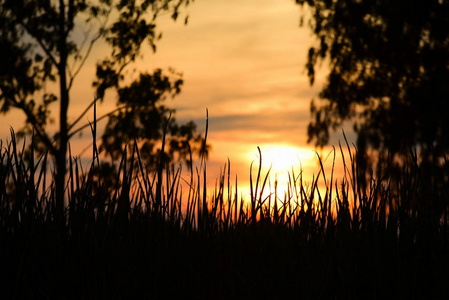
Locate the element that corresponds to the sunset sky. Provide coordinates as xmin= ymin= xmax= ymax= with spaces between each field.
xmin=0 ymin=0 xmax=355 ymax=195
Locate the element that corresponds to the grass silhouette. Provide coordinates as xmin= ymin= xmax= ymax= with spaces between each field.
xmin=1 ymin=123 xmax=448 ymax=299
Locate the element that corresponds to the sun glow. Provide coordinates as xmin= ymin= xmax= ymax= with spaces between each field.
xmin=247 ymin=144 xmax=317 ymax=199
xmin=256 ymin=144 xmax=315 ymax=172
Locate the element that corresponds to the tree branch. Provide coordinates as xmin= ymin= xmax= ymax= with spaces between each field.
xmin=67 ymin=96 xmax=98 ymax=132
xmin=68 ymin=103 xmax=135 ymax=139
xmin=16 ymin=19 xmax=59 ymax=69
xmin=67 ymin=14 xmax=110 ymax=90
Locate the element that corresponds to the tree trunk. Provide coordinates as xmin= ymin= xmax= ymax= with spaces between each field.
xmin=56 ymin=0 xmax=69 ymax=219
xmin=56 ymin=84 xmax=69 ymax=218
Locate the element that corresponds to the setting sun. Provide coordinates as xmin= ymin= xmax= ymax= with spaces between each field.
xmin=245 ymin=144 xmax=317 ymax=198
xmin=253 ymin=144 xmax=316 ymax=172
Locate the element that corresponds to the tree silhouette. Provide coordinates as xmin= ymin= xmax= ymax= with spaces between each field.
xmin=0 ymin=0 xmax=199 ymax=216
xmin=296 ymin=0 xmax=449 ymax=163
xmin=100 ymin=69 xmax=209 ymax=172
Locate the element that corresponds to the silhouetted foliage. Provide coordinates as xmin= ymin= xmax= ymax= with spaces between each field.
xmin=0 ymin=0 xmax=196 ymax=210
xmin=101 ymin=69 xmax=209 ymax=171
xmin=296 ymin=0 xmax=449 ymax=162
xmin=1 ymin=130 xmax=448 ymax=299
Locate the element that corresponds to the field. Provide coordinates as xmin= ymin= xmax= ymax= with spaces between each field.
xmin=1 ymin=129 xmax=448 ymax=299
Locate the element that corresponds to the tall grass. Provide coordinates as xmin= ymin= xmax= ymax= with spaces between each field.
xmin=1 ymin=125 xmax=448 ymax=299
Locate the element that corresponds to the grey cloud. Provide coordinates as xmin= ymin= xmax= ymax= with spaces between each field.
xmin=206 ymin=108 xmax=311 ymax=133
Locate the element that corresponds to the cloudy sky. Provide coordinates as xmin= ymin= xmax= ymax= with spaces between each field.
xmin=1 ymin=0 xmax=353 ymax=194
xmin=138 ymin=0 xmax=332 ymax=185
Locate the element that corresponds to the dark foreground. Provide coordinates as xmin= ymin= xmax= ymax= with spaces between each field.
xmin=1 ymin=137 xmax=448 ymax=299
